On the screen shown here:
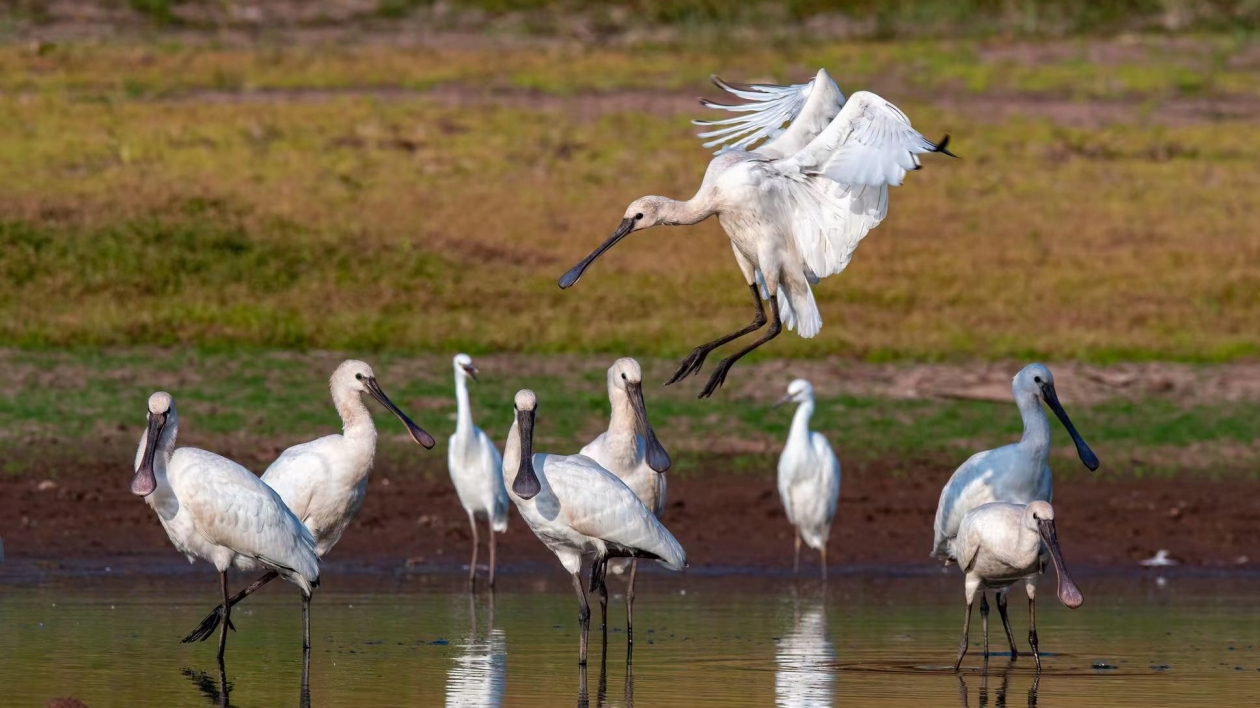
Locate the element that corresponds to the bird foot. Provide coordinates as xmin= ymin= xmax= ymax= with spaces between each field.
xmin=698 ymin=359 xmax=735 ymax=398
xmin=182 ymin=604 xmax=235 ymax=644
xmin=666 ymin=346 xmax=711 ymax=385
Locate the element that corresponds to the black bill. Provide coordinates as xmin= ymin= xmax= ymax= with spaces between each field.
xmin=512 ymin=407 xmax=541 ymax=499
xmin=558 ymin=217 xmax=635 ymax=290
xmin=626 ymin=380 xmax=671 ymax=473
xmin=461 ymin=364 xmax=479 ymax=382
xmin=1040 ymin=382 xmax=1099 ymax=471
xmin=130 ymin=412 xmax=165 ymax=496
xmin=1038 ymin=518 xmax=1084 ymax=609
xmin=365 ymin=377 xmax=436 ymax=449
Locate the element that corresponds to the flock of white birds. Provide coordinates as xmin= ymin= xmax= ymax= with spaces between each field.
xmin=121 ymin=70 xmax=1101 ymax=670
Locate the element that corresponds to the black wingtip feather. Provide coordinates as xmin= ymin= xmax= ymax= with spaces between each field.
xmin=935 ymin=133 xmax=959 ymax=158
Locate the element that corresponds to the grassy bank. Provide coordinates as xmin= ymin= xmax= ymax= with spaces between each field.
xmin=3 ymin=349 xmax=1256 ymax=478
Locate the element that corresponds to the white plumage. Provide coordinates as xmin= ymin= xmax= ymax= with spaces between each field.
xmin=951 ymin=501 xmax=1083 ymax=671
xmin=130 ymin=391 xmax=318 ymax=657
xmin=182 ymin=359 xmax=435 ymax=648
xmin=503 ymin=389 xmax=685 ymax=665
xmin=775 ymin=379 xmax=841 ymax=579
xmin=560 ymin=68 xmax=952 ymax=398
xmin=578 ymin=357 xmax=672 ymax=642
xmin=447 ymin=353 xmax=510 ymax=588
xmin=932 ymin=364 xmax=1099 ymax=563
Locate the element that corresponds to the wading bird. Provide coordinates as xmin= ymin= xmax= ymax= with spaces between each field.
xmin=932 ymin=364 xmax=1099 ymax=563
xmin=448 ymin=353 xmax=510 ymax=589
xmin=502 ymin=389 xmax=686 ymax=665
xmin=183 ymin=360 xmax=434 ymax=647
xmin=952 ymin=501 xmax=1083 ymax=671
xmin=558 ymin=70 xmax=953 ymax=397
xmin=579 ymin=358 xmax=671 ymax=646
xmin=775 ymin=379 xmax=841 ymax=579
xmin=131 ymin=392 xmax=319 ymax=658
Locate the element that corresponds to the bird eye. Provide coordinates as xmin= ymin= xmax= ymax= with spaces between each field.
xmin=621 ymin=372 xmax=627 ymax=380
xmin=634 ymin=213 xmax=643 ymax=221
xmin=355 ymin=373 xmax=363 ymax=381
xmin=1034 ymin=376 xmax=1042 ymax=384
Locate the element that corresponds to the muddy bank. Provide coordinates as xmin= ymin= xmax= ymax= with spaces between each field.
xmin=2 ymin=457 xmax=1254 ymax=573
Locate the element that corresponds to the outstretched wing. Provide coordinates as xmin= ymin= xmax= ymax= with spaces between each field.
xmin=694 ymin=69 xmax=845 ymax=158
xmin=776 ymin=91 xmax=954 ymax=188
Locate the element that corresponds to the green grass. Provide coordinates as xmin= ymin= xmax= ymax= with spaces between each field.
xmin=1 ymin=349 xmax=1255 ymax=478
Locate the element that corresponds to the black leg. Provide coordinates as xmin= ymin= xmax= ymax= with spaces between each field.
xmin=299 ymin=645 xmax=311 ymax=708
xmin=996 ymin=592 xmax=1019 ymax=658
xmin=699 ymin=295 xmax=781 ymax=398
xmin=980 ymin=593 xmax=990 ymax=665
xmin=576 ymin=663 xmax=589 ymax=708
xmin=216 ymin=571 xmax=231 ymax=660
xmin=1028 ymin=597 xmax=1041 ymax=671
xmin=667 ymin=284 xmax=766 ymax=385
xmin=954 ymin=599 xmax=973 ymax=672
xmin=626 ymin=560 xmax=637 ymax=653
xmin=572 ymin=573 xmax=590 ymax=666
xmin=302 ymin=592 xmax=312 ymax=650
xmin=216 ymin=654 xmax=229 ymax=708
xmin=183 ymin=570 xmax=279 ymax=643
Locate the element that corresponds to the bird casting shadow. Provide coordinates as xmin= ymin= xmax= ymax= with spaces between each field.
xmin=181 ymin=648 xmax=311 ymax=708
xmin=576 ymin=643 xmax=634 ymax=708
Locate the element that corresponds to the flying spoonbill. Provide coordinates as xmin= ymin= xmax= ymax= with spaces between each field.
xmin=558 ymin=70 xmax=954 ymax=397
xmin=183 ymin=360 xmax=435 ymax=647
xmin=775 ymin=379 xmax=840 ymax=579
xmin=578 ymin=357 xmax=671 ymax=645
xmin=932 ymin=363 xmax=1099 ymax=564
xmin=131 ymin=392 xmax=319 ymax=658
xmin=448 ymin=353 xmax=510 ymax=589
xmin=952 ymin=501 xmax=1083 ymax=671
xmin=503 ymin=389 xmax=686 ymax=665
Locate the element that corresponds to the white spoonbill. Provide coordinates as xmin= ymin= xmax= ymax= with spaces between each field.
xmin=503 ymin=389 xmax=686 ymax=665
xmin=131 ymin=392 xmax=319 ymax=658
xmin=578 ymin=357 xmax=671 ymax=644
xmin=932 ymin=364 xmax=1099 ymax=563
xmin=558 ymin=69 xmax=954 ymax=397
xmin=448 ymin=353 xmax=510 ymax=589
xmin=952 ymin=501 xmax=1083 ymax=671
xmin=183 ymin=360 xmax=435 ymax=647
xmin=775 ymin=379 xmax=841 ymax=579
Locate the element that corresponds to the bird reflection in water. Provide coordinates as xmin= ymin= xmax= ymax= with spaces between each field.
xmin=181 ymin=648 xmax=311 ymax=708
xmin=957 ymin=663 xmax=1040 ymax=708
xmin=775 ymin=596 xmax=834 ymax=708
xmin=576 ymin=643 xmax=634 ymax=708
xmin=445 ymin=593 xmax=507 ymax=708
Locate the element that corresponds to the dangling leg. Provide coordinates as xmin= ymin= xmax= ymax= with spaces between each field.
xmin=626 ymin=560 xmax=638 ymax=651
xmin=954 ymin=577 xmax=979 ymax=671
xmin=979 ymin=592 xmax=990 ymax=666
xmin=216 ymin=571 xmax=232 ymax=660
xmin=467 ymin=512 xmax=480 ymax=589
xmin=302 ymin=592 xmax=312 ymax=651
xmin=488 ymin=517 xmax=498 ymax=590
xmin=183 ymin=570 xmax=278 ymax=643
xmin=996 ymin=590 xmax=1019 ymax=658
xmin=793 ymin=534 xmax=801 ymax=575
xmin=699 ymin=295 xmax=781 ymax=398
xmin=571 ymin=573 xmax=591 ymax=666
xmin=668 ymin=284 xmax=767 ymax=385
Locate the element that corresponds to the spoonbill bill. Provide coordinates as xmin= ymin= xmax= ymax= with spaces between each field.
xmin=775 ymin=379 xmax=841 ymax=579
xmin=951 ymin=501 xmax=1083 ymax=671
xmin=558 ymin=69 xmax=954 ymax=397
xmin=448 ymin=353 xmax=510 ymax=589
xmin=182 ymin=360 xmax=434 ymax=647
xmin=578 ymin=357 xmax=671 ymax=645
xmin=503 ymin=389 xmax=686 ymax=665
xmin=131 ymin=392 xmax=319 ymax=658
xmin=932 ymin=363 xmax=1099 ymax=563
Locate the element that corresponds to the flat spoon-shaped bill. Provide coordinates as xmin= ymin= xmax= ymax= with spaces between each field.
xmin=625 ymin=380 xmax=671 ymax=473
xmin=1040 ymin=382 xmax=1099 ymax=471
xmin=364 ymin=377 xmax=436 ymax=449
xmin=558 ymin=218 xmax=635 ymax=289
xmin=1038 ymin=517 xmax=1083 ymax=609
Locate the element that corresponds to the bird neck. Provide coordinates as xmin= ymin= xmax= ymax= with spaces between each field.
xmin=657 ymin=195 xmax=715 ymax=226
xmin=606 ymin=387 xmax=641 ymax=455
xmin=453 ymin=372 xmax=474 ymax=440
xmin=789 ymin=399 xmax=815 ymax=443
xmin=1016 ymin=390 xmax=1052 ymax=457
xmin=502 ymin=417 xmax=522 ymax=488
xmin=332 ymin=384 xmax=377 ymax=443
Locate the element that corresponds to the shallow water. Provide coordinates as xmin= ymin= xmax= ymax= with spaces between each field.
xmin=1 ymin=565 xmax=1257 ymax=707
